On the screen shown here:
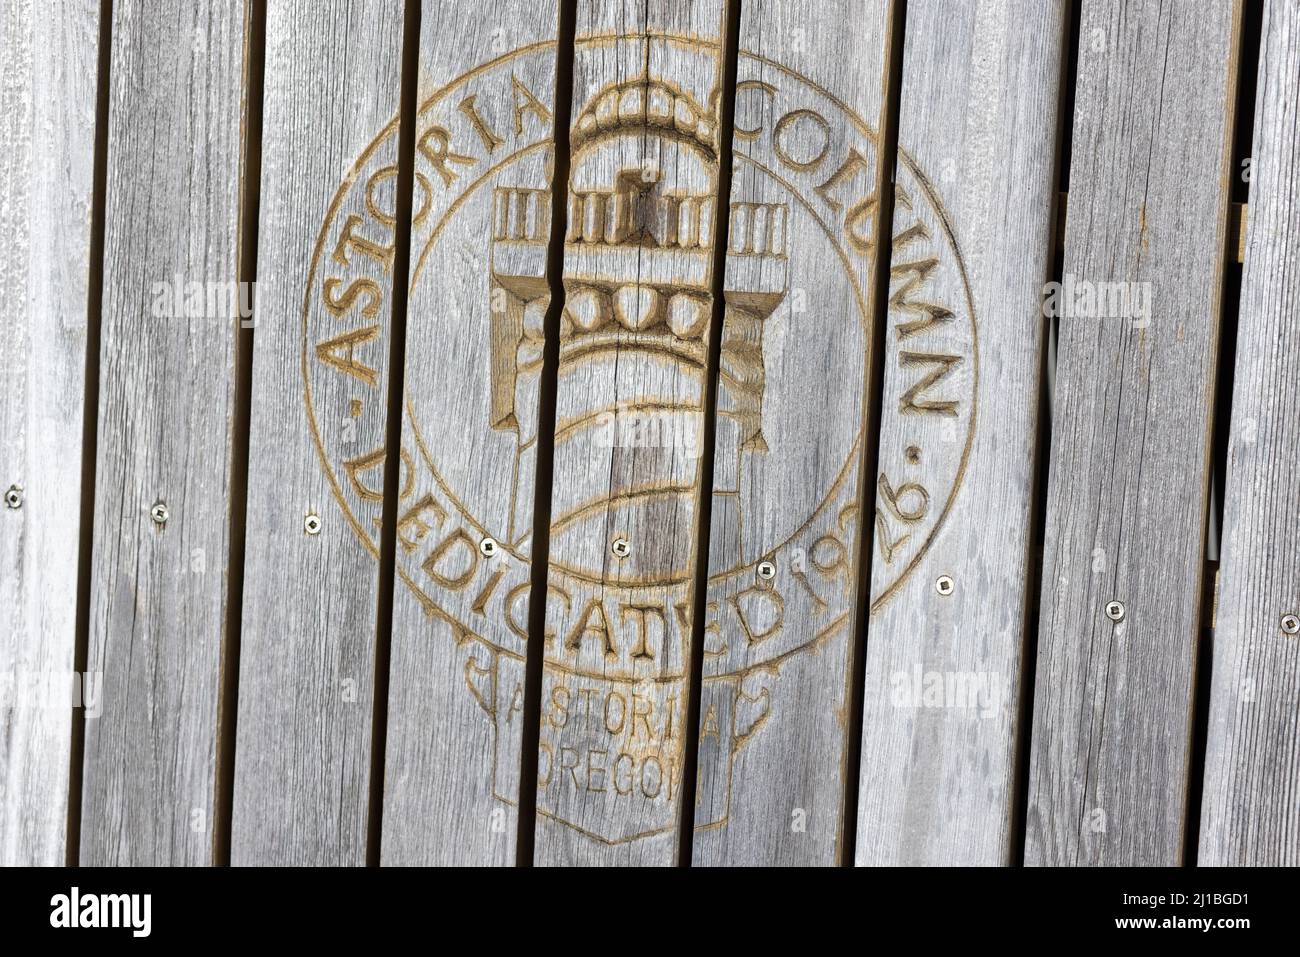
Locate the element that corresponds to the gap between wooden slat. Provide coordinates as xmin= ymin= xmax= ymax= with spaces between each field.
xmin=1182 ymin=0 xmax=1260 ymax=867
xmin=1010 ymin=0 xmax=1079 ymax=868
xmin=1174 ymin=0 xmax=1248 ymax=866
xmin=839 ymin=0 xmax=908 ymax=865
xmin=366 ymin=0 xmax=422 ymax=867
xmin=514 ymin=0 xmax=577 ymax=868
xmin=66 ymin=0 xmax=115 ymax=868
xmin=675 ymin=0 xmax=742 ymax=868
xmin=1055 ymin=193 xmax=1248 ymax=264
xmin=213 ymin=0 xmax=267 ymax=868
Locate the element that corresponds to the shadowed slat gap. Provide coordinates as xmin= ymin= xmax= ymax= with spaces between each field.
xmin=212 ymin=0 xmax=267 ymax=868
xmin=677 ymin=0 xmax=741 ymax=867
xmin=840 ymin=0 xmax=907 ymax=865
xmin=1183 ymin=0 xmax=1261 ymax=868
xmin=366 ymin=0 xmax=422 ymax=867
xmin=66 ymin=0 xmax=115 ymax=867
xmin=1011 ymin=0 xmax=1079 ymax=868
xmin=515 ymin=0 xmax=578 ymax=867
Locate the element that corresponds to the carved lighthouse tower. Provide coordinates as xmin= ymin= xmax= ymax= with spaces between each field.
xmin=488 ymin=76 xmax=789 ymax=581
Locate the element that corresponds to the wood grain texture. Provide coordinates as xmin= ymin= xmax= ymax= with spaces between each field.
xmin=1024 ymin=0 xmax=1241 ymax=866
xmin=79 ymin=0 xmax=249 ymax=865
xmin=854 ymin=0 xmax=1063 ymax=867
xmin=533 ymin=0 xmax=725 ymax=866
xmin=1199 ymin=0 xmax=1300 ymax=867
xmin=231 ymin=0 xmax=404 ymax=866
xmin=379 ymin=0 xmax=559 ymax=865
xmin=0 ymin=0 xmax=99 ymax=866
xmin=692 ymin=0 xmax=891 ymax=866
xmin=1059 ymin=193 xmax=1249 ymax=264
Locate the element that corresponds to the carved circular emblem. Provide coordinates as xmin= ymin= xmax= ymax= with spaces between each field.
xmin=304 ymin=35 xmax=976 ymax=840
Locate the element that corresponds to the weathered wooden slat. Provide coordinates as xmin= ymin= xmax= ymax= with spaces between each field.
xmin=79 ymin=0 xmax=249 ymax=865
xmin=532 ymin=0 xmax=726 ymax=866
xmin=855 ymin=0 xmax=1064 ymax=866
xmin=1059 ymin=196 xmax=1248 ymax=265
xmin=692 ymin=0 xmax=892 ymax=866
xmin=1025 ymin=0 xmax=1241 ymax=866
xmin=379 ymin=0 xmax=559 ymax=865
xmin=0 ymin=0 xmax=99 ymax=866
xmin=1199 ymin=0 xmax=1300 ymax=867
xmin=232 ymin=0 xmax=404 ymax=866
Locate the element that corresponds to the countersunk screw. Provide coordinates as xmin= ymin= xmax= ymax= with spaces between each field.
xmin=150 ymin=502 xmax=169 ymax=525
xmin=612 ymin=537 xmax=631 ymax=558
xmin=757 ymin=560 xmax=776 ymax=581
xmin=935 ymin=575 xmax=954 ymax=596
xmin=1282 ymin=614 xmax=1300 ymax=636
xmin=304 ymin=513 xmax=322 ymax=535
xmin=4 ymin=485 xmax=22 ymax=509
xmin=1105 ymin=600 xmax=1125 ymax=623
xmin=479 ymin=537 xmax=498 ymax=557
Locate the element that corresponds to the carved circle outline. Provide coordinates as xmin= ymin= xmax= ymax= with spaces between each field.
xmin=301 ymin=35 xmax=979 ymax=682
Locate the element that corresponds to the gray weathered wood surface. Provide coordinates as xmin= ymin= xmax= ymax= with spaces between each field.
xmin=379 ymin=0 xmax=561 ymax=866
xmin=231 ymin=0 xmax=404 ymax=866
xmin=1025 ymin=0 xmax=1241 ymax=866
xmin=79 ymin=0 xmax=249 ymax=866
xmin=0 ymin=0 xmax=99 ymax=867
xmin=534 ymin=0 xmax=725 ymax=866
xmin=692 ymin=0 xmax=891 ymax=867
xmin=1199 ymin=0 xmax=1300 ymax=868
xmin=6 ymin=0 xmax=1300 ymax=871
xmin=856 ymin=0 xmax=1063 ymax=866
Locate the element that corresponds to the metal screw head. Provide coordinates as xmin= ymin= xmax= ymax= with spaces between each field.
xmin=479 ymin=537 xmax=498 ymax=557
xmin=611 ymin=537 xmax=631 ymax=558
xmin=4 ymin=485 xmax=22 ymax=509
xmin=1282 ymin=614 xmax=1300 ymax=636
xmin=1105 ymin=600 xmax=1125 ymax=622
xmin=935 ymin=575 xmax=954 ymax=596
xmin=150 ymin=502 xmax=169 ymax=525
xmin=757 ymin=560 xmax=776 ymax=581
xmin=304 ymin=513 xmax=322 ymax=535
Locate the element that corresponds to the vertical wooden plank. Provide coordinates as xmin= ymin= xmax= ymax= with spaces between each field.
xmin=232 ymin=0 xmax=404 ymax=866
xmin=379 ymin=0 xmax=559 ymax=865
xmin=0 ymin=0 xmax=98 ymax=866
xmin=854 ymin=0 xmax=1064 ymax=866
xmin=1025 ymin=0 xmax=1241 ymax=865
xmin=532 ymin=0 xmax=725 ymax=866
xmin=79 ymin=0 xmax=248 ymax=865
xmin=1200 ymin=0 xmax=1300 ymax=867
xmin=691 ymin=0 xmax=891 ymax=866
